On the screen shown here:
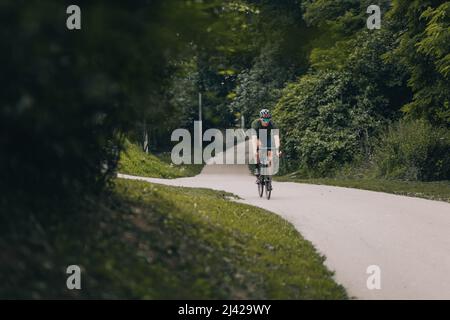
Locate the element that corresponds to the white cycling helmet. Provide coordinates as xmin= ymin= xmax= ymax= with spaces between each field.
xmin=259 ymin=109 xmax=271 ymax=119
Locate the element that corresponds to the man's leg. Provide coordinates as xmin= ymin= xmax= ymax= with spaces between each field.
xmin=255 ymin=149 xmax=261 ymax=183
xmin=267 ymin=150 xmax=273 ymax=175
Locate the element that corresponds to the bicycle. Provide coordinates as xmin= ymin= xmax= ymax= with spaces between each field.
xmin=256 ymin=147 xmax=278 ymax=200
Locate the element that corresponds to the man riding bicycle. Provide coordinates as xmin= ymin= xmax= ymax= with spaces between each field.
xmin=251 ymin=109 xmax=281 ymax=182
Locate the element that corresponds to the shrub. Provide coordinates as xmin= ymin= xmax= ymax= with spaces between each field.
xmin=374 ymin=120 xmax=450 ymax=181
xmin=274 ymin=71 xmax=372 ymax=177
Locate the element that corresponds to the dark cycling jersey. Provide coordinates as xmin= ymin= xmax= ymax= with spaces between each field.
xmin=251 ymin=119 xmax=278 ymax=148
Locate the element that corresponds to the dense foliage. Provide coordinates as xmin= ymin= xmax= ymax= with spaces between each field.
xmin=388 ymin=0 xmax=450 ymax=125
xmin=1 ymin=0 xmax=190 ymax=202
xmin=274 ymin=26 xmax=410 ymax=176
xmin=2 ymin=0 xmax=449 ymax=210
xmin=374 ymin=120 xmax=450 ymax=181
xmin=269 ymin=0 xmax=449 ymax=180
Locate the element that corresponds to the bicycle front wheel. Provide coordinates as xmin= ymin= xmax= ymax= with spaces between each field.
xmin=258 ymin=179 xmax=264 ymax=197
xmin=266 ymin=180 xmax=272 ymax=200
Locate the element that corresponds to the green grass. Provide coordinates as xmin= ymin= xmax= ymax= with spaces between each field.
xmin=118 ymin=140 xmax=203 ymax=178
xmin=276 ymin=174 xmax=450 ymax=203
xmin=0 ymin=178 xmax=347 ymax=299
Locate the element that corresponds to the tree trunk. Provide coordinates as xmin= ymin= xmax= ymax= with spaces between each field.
xmin=143 ymin=122 xmax=149 ymax=153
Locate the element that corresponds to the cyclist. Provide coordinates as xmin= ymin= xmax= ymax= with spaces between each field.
xmin=251 ymin=109 xmax=281 ymax=181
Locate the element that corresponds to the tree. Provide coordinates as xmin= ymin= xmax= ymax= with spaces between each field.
xmin=274 ymin=71 xmax=359 ymax=175
xmin=387 ymin=0 xmax=450 ymax=125
xmin=273 ymin=26 xmax=409 ymax=176
xmin=229 ymin=0 xmax=311 ymax=125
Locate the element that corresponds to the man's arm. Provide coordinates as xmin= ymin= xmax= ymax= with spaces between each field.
xmin=252 ymin=135 xmax=259 ymax=157
xmin=274 ymin=133 xmax=280 ymax=150
xmin=250 ymin=120 xmax=259 ymax=162
xmin=272 ymin=123 xmax=281 ymax=155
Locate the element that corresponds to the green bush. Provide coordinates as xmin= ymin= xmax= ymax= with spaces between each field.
xmin=374 ymin=120 xmax=450 ymax=181
xmin=273 ymin=26 xmax=409 ymax=178
xmin=274 ymin=71 xmax=366 ymax=177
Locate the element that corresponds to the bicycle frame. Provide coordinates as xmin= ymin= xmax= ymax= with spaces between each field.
xmin=257 ymin=147 xmax=278 ymax=200
xmin=258 ymin=147 xmax=279 ymax=176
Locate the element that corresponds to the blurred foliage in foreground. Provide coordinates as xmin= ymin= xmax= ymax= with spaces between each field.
xmin=1 ymin=0 xmax=174 ymax=201
xmin=0 ymin=0 xmax=251 ymax=206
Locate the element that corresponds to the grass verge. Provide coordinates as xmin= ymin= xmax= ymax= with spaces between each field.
xmin=0 ymin=178 xmax=347 ymax=299
xmin=119 ymin=140 xmax=203 ymax=178
xmin=275 ymin=175 xmax=450 ymax=203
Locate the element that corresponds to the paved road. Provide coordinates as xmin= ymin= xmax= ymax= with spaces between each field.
xmin=118 ymin=149 xmax=450 ymax=299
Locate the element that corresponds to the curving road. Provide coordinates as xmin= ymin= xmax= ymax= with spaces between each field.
xmin=118 ymin=146 xmax=450 ymax=299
